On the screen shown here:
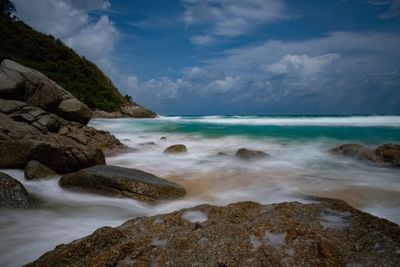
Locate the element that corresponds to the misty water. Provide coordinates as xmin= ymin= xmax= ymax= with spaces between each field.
xmin=1 ymin=115 xmax=400 ymax=266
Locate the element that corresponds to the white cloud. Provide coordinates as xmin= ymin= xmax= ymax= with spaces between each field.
xmin=190 ymin=35 xmax=215 ymax=45
xmin=181 ymin=0 xmax=288 ymax=44
xmin=66 ymin=15 xmax=118 ymax=61
xmin=265 ymin=53 xmax=340 ymax=76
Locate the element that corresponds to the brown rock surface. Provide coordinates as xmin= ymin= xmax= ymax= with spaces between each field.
xmin=25 ymin=199 xmax=400 ymax=267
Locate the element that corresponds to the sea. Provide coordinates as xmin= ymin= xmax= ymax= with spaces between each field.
xmin=1 ymin=115 xmax=400 ymax=266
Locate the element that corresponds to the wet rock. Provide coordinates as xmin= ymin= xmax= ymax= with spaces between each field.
xmin=330 ymin=143 xmax=400 ymax=168
xmin=217 ymin=152 xmax=228 ymax=156
xmin=160 ymin=136 xmax=167 ymax=140
xmin=0 ymin=172 xmax=32 ymax=208
xmin=375 ymin=144 xmax=400 ymax=167
xmin=330 ymin=144 xmax=366 ymax=157
xmin=235 ymin=148 xmax=269 ymax=159
xmin=1 ymin=60 xmax=92 ymax=125
xmin=24 ymin=160 xmax=57 ymax=180
xmin=59 ymin=165 xmax=186 ymax=202
xmin=164 ymin=144 xmax=187 ymax=154
xmin=25 ymin=199 xmax=400 ymax=267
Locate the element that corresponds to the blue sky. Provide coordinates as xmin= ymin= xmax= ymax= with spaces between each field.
xmin=13 ymin=0 xmax=400 ymax=115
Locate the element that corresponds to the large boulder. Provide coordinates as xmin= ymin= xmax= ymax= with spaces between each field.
xmin=163 ymin=144 xmax=187 ymax=154
xmin=0 ymin=172 xmax=32 ymax=208
xmin=25 ymin=199 xmax=400 ymax=266
xmin=0 ymin=139 xmax=105 ymax=174
xmin=24 ymin=160 xmax=57 ymax=180
xmin=59 ymin=165 xmax=186 ymax=202
xmin=0 ymin=59 xmax=92 ymax=125
xmin=235 ymin=148 xmax=269 ymax=159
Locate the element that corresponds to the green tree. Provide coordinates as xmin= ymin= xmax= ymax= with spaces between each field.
xmin=0 ymin=0 xmax=15 ymax=17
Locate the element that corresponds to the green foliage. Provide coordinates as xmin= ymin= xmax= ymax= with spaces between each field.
xmin=0 ymin=15 xmax=129 ymax=111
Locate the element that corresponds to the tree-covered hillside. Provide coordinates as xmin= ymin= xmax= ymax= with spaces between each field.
xmin=0 ymin=14 xmax=130 ymax=111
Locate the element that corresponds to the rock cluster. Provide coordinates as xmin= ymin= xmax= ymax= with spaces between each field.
xmin=235 ymin=147 xmax=269 ymax=159
xmin=0 ymin=59 xmax=92 ymax=124
xmin=331 ymin=143 xmax=400 ymax=167
xmin=92 ymin=103 xmax=156 ymax=119
xmin=25 ymin=198 xmax=400 ymax=267
xmin=0 ymin=60 xmax=124 ymax=173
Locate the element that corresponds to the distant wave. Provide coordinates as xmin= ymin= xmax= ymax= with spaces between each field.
xmin=158 ymin=115 xmax=400 ymax=127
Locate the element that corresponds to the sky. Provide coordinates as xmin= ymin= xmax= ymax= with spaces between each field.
xmin=12 ymin=0 xmax=400 ymax=115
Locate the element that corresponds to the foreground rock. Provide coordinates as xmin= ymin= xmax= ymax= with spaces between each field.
xmin=0 ymin=59 xmax=92 ymax=124
xmin=164 ymin=144 xmax=187 ymax=154
xmin=331 ymin=143 xmax=400 ymax=168
xmin=26 ymin=199 xmax=400 ymax=266
xmin=0 ymin=172 xmax=32 ymax=208
xmin=24 ymin=160 xmax=57 ymax=180
xmin=59 ymin=165 xmax=186 ymax=202
xmin=235 ymin=148 xmax=269 ymax=159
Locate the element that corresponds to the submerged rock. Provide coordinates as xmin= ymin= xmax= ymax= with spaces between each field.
xmin=24 ymin=160 xmax=57 ymax=180
xmin=0 ymin=172 xmax=32 ymax=208
xmin=26 ymin=198 xmax=400 ymax=266
xmin=164 ymin=144 xmax=187 ymax=154
xmin=59 ymin=165 xmax=186 ymax=202
xmin=235 ymin=148 xmax=269 ymax=159
xmin=330 ymin=143 xmax=400 ymax=168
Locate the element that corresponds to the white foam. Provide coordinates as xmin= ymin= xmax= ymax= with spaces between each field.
xmin=319 ymin=209 xmax=351 ymax=230
xmin=182 ymin=210 xmax=208 ymax=223
xmin=265 ymin=231 xmax=286 ymax=247
xmin=158 ymin=115 xmax=400 ymax=127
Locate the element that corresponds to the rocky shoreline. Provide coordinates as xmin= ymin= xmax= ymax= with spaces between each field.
xmin=1 ymin=60 xmax=400 ymax=266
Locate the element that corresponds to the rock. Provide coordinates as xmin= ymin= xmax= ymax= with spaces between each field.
xmin=57 ymin=98 xmax=92 ymax=125
xmin=235 ymin=148 xmax=269 ymax=159
xmin=0 ymin=139 xmax=105 ymax=174
xmin=0 ymin=172 xmax=32 ymax=208
xmin=92 ymin=110 xmax=123 ymax=118
xmin=1 ymin=59 xmax=92 ymax=125
xmin=330 ymin=144 xmax=365 ymax=157
xmin=164 ymin=144 xmax=187 ymax=154
xmin=139 ymin=141 xmax=156 ymax=146
xmin=59 ymin=165 xmax=186 ymax=202
xmin=120 ymin=104 xmax=157 ymax=118
xmin=217 ymin=152 xmax=227 ymax=156
xmin=0 ymin=67 xmax=24 ymax=100
xmin=25 ymin=198 xmax=400 ymax=267
xmin=24 ymin=160 xmax=57 ymax=180
xmin=330 ymin=143 xmax=400 ymax=168
xmin=375 ymin=144 xmax=400 ymax=167
xmin=160 ymin=136 xmax=167 ymax=140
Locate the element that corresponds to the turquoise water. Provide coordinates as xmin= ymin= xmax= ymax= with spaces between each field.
xmin=93 ymin=115 xmax=400 ymax=144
